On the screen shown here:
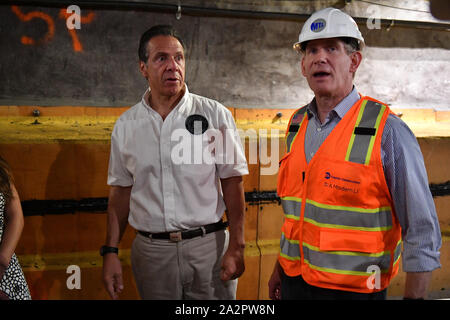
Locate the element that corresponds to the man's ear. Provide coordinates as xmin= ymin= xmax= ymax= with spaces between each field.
xmin=349 ymin=51 xmax=362 ymax=74
xmin=139 ymin=61 xmax=148 ymax=79
xmin=301 ymin=56 xmax=306 ymax=77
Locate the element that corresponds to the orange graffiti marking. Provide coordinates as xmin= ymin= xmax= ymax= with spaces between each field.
xmin=11 ymin=5 xmax=55 ymax=46
xmin=58 ymin=9 xmax=95 ymax=52
xmin=11 ymin=5 xmax=95 ymax=52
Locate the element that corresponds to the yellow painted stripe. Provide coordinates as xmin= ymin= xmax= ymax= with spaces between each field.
xmin=17 ymin=241 xmax=265 ymax=272
xmin=18 ymin=249 xmax=131 ymax=272
xmin=257 ymin=239 xmax=281 ymax=256
xmin=244 ymin=241 xmax=262 ymax=257
xmin=0 ymin=116 xmax=117 ymax=143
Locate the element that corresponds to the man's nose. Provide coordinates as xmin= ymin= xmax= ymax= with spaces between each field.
xmin=166 ymin=57 xmax=178 ymax=70
xmin=313 ymin=49 xmax=327 ymax=64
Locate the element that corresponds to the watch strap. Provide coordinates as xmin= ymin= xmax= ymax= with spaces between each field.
xmin=100 ymin=245 xmax=119 ymax=256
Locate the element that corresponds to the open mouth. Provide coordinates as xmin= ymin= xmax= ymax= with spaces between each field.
xmin=165 ymin=77 xmax=179 ymax=82
xmin=313 ymin=71 xmax=331 ymax=78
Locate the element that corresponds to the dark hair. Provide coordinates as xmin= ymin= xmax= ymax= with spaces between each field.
xmin=138 ymin=25 xmax=185 ymax=63
xmin=300 ymin=37 xmax=361 ymax=53
xmin=0 ymin=156 xmax=14 ymax=202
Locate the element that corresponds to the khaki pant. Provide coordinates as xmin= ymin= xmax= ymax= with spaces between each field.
xmin=131 ymin=228 xmax=237 ymax=300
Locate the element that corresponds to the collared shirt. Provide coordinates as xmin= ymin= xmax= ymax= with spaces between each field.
xmin=108 ymin=86 xmax=248 ymax=233
xmin=304 ymin=87 xmax=441 ymax=273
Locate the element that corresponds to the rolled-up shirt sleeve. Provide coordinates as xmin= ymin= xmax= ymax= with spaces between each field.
xmin=107 ymin=122 xmax=134 ymax=187
xmin=382 ymin=114 xmax=442 ymax=272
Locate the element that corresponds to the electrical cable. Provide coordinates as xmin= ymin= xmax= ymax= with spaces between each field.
xmin=2 ymin=0 xmax=449 ymax=30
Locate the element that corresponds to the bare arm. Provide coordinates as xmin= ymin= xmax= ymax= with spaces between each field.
xmin=404 ymin=272 xmax=432 ymax=299
xmin=0 ymin=184 xmax=24 ymax=279
xmin=105 ymin=186 xmax=131 ymax=247
xmin=268 ymin=260 xmax=282 ymax=300
xmin=102 ymin=185 xmax=131 ymax=299
xmin=219 ymin=175 xmax=245 ymax=281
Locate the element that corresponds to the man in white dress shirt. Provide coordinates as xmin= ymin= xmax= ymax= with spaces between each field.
xmin=101 ymin=25 xmax=248 ymax=300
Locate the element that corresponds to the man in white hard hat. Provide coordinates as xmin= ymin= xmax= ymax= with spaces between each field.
xmin=269 ymin=7 xmax=441 ymax=300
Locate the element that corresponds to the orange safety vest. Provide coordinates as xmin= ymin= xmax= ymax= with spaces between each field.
xmin=277 ymin=96 xmax=402 ymax=293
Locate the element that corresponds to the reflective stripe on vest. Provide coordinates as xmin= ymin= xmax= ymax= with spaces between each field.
xmin=345 ymin=100 xmax=386 ymax=165
xmin=281 ymin=197 xmax=302 ymax=220
xmin=393 ymin=239 xmax=402 ymax=266
xmin=303 ymin=242 xmax=391 ymax=275
xmin=304 ymin=199 xmax=393 ymax=232
xmin=286 ymin=107 xmax=307 ymax=153
xmin=302 ymin=240 xmax=402 ymax=276
xmin=280 ymin=232 xmax=301 ymax=261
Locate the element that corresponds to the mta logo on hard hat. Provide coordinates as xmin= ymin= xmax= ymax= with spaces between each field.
xmin=310 ymin=19 xmax=326 ymax=32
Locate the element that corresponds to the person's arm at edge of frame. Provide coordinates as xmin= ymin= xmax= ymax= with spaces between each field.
xmin=268 ymin=260 xmax=282 ymax=300
xmin=102 ymin=185 xmax=132 ymax=300
xmin=404 ymin=272 xmax=433 ymax=299
xmin=383 ymin=115 xmax=441 ymax=300
xmin=220 ymin=175 xmax=246 ymax=282
xmin=0 ymin=184 xmax=24 ymax=281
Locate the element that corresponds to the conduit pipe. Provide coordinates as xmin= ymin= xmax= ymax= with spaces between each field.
xmin=3 ymin=0 xmax=450 ymax=31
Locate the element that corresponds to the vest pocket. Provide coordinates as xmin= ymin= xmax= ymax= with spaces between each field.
xmin=319 ymin=228 xmax=384 ymax=254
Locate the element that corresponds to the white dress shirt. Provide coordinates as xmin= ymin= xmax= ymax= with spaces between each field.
xmin=108 ymin=86 xmax=248 ymax=233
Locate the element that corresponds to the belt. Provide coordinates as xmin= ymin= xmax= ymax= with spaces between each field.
xmin=137 ymin=220 xmax=228 ymax=242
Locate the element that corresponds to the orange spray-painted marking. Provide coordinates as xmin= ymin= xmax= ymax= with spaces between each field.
xmin=58 ymin=9 xmax=95 ymax=52
xmin=11 ymin=5 xmax=95 ymax=52
xmin=11 ymin=5 xmax=55 ymax=46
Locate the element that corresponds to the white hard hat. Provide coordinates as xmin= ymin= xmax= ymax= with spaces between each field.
xmin=293 ymin=7 xmax=364 ymax=52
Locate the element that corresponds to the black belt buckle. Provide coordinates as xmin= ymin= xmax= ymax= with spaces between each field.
xmin=169 ymin=231 xmax=182 ymax=242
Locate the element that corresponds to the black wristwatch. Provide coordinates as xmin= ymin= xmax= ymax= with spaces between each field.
xmin=100 ymin=245 xmax=119 ymax=256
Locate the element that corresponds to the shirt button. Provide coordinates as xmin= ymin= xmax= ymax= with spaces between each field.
xmin=317 ymin=127 xmax=322 ymax=132
xmin=310 ymin=152 xmax=314 ymax=157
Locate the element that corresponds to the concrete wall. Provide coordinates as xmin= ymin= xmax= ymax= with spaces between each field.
xmin=0 ymin=2 xmax=449 ymax=109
